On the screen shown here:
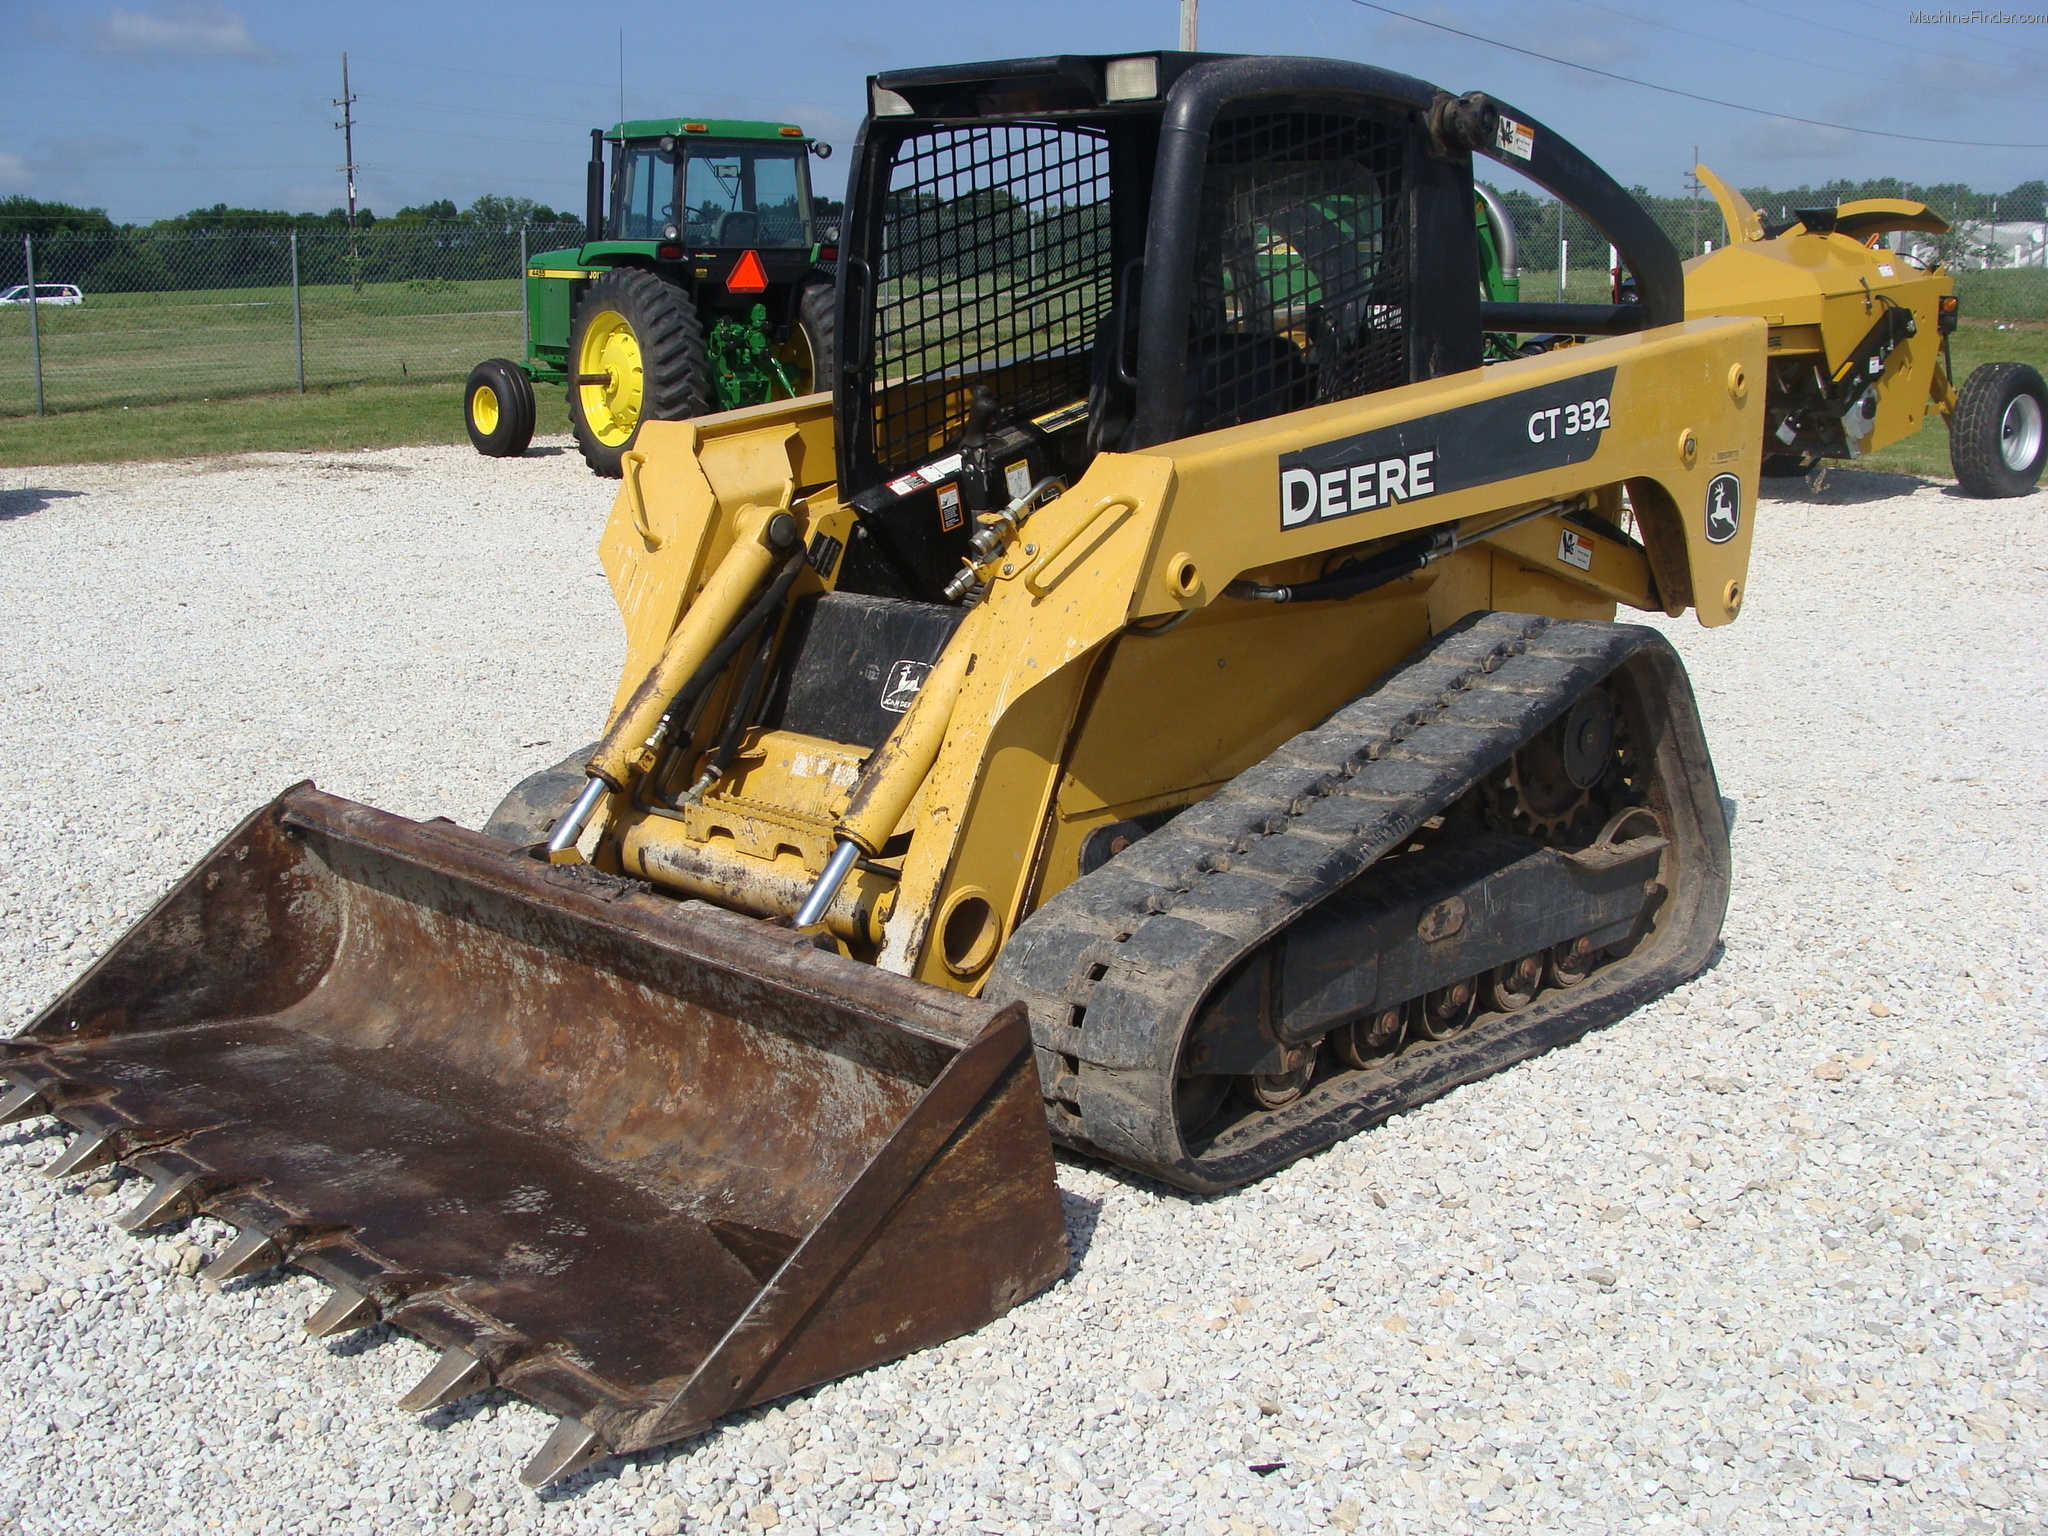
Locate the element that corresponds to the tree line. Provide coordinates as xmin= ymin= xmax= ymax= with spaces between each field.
xmin=0 ymin=194 xmax=591 ymax=295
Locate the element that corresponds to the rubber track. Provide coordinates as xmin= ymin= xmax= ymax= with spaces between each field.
xmin=988 ymin=611 xmax=1729 ymax=1192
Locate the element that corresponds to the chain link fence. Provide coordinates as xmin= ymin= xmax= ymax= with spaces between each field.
xmin=3 ymin=182 xmax=2042 ymax=420
xmin=0 ymin=223 xmax=587 ymax=416
xmin=1484 ymin=180 xmax=2047 ymax=320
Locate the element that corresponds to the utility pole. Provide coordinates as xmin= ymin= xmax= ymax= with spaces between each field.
xmin=1180 ymin=0 xmax=1198 ymax=51
xmin=1685 ymin=149 xmax=1703 ymax=256
xmin=335 ymin=52 xmax=361 ymax=293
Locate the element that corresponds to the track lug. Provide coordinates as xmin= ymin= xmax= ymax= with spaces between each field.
xmin=398 ymin=1345 xmax=490 ymax=1413
xmin=520 ymin=1418 xmax=606 ymax=1488
xmin=0 ymin=1083 xmax=50 ymax=1125
xmin=199 ymin=1228 xmax=282 ymax=1288
xmin=118 ymin=1171 xmax=200 ymax=1232
xmin=44 ymin=1127 xmax=119 ymax=1180
xmin=304 ymin=1286 xmax=379 ymax=1339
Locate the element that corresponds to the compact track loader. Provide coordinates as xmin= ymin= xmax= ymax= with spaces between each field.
xmin=10 ymin=53 xmax=1765 ymax=1483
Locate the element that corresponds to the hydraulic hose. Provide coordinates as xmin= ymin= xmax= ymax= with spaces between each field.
xmin=1226 ymin=499 xmax=1580 ymax=605
xmin=545 ymin=525 xmax=804 ymax=861
xmin=649 ymin=547 xmax=806 ymax=752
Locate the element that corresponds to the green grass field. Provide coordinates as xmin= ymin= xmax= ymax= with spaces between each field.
xmin=0 ymin=379 xmax=570 ymax=468
xmin=2 ymin=282 xmax=2039 ymax=475
xmin=0 ymin=277 xmax=529 ymax=417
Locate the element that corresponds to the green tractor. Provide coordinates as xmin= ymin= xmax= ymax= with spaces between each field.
xmin=464 ymin=118 xmax=840 ymax=476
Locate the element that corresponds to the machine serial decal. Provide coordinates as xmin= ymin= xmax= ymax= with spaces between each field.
xmin=1705 ymin=474 xmax=1741 ymax=543
xmin=1280 ymin=368 xmax=1618 ymax=529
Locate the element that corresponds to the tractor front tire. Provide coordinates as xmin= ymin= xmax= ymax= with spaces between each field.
xmin=567 ymin=268 xmax=709 ymax=478
xmin=464 ymin=359 xmax=537 ymax=458
xmin=779 ymin=278 xmax=837 ymax=397
xmin=1950 ymin=361 xmax=2047 ymax=498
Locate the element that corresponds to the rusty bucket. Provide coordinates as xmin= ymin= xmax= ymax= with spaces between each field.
xmin=2 ymin=785 xmax=1067 ymax=1484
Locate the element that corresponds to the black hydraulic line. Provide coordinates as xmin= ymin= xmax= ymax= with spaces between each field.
xmin=649 ymin=548 xmax=807 ymax=749
xmin=699 ymin=592 xmax=788 ymax=788
xmin=1226 ymin=530 xmax=1450 ymax=604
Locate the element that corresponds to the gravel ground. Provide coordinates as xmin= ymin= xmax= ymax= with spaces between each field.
xmin=0 ymin=448 xmax=2043 ymax=1536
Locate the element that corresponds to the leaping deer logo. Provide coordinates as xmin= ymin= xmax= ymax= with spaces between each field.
xmin=1705 ymin=475 xmax=1741 ymax=544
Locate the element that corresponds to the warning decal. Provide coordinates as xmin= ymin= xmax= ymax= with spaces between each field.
xmin=1496 ymin=116 xmax=1536 ymax=161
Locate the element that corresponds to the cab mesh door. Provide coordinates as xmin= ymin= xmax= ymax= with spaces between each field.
xmin=871 ymin=125 xmax=1113 ymax=475
xmin=1181 ymin=110 xmax=1410 ymax=436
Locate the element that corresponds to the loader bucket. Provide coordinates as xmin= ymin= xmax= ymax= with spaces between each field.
xmin=2 ymin=785 xmax=1067 ymax=1485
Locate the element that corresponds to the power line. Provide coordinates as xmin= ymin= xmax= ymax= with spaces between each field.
xmin=1553 ymin=0 xmax=2036 ymax=104
xmin=1717 ymin=0 xmax=2028 ymax=75
xmin=1341 ymin=0 xmax=2048 ymax=150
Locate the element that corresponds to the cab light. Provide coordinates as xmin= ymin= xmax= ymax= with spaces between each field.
xmin=779 ymin=126 xmax=803 ymax=137
xmin=1937 ymin=294 xmax=1959 ymax=334
xmin=683 ymin=122 xmax=708 ymax=133
xmin=657 ymin=244 xmax=683 ymax=260
xmin=818 ymin=245 xmax=839 ymax=263
xmin=1105 ymin=56 xmax=1159 ymax=102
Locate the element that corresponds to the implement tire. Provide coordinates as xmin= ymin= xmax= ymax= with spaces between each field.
xmin=567 ymin=267 xmax=709 ymax=478
xmin=1950 ymin=361 xmax=2047 ymax=498
xmin=464 ymin=359 xmax=537 ymax=457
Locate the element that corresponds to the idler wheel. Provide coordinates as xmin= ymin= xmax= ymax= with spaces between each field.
xmin=1412 ymin=977 xmax=1477 ymax=1040
xmin=1484 ymin=954 xmax=1544 ymax=1013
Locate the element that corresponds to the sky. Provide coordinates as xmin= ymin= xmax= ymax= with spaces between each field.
xmin=2 ymin=0 xmax=2045 ymax=223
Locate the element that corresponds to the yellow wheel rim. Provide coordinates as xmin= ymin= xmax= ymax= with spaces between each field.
xmin=469 ymin=382 xmax=501 ymax=435
xmin=773 ymin=322 xmax=816 ymax=398
xmin=577 ymin=310 xmax=645 ymax=446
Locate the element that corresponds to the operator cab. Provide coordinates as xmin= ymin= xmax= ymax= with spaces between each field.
xmin=827 ymin=52 xmax=1678 ymax=605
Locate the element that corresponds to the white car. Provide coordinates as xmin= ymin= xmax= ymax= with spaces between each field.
xmin=0 ymin=283 xmax=83 ymax=306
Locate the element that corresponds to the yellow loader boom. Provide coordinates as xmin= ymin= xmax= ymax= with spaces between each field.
xmin=13 ymin=52 xmax=1768 ymax=1483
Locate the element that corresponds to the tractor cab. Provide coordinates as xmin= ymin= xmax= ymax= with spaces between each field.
xmin=600 ymin=120 xmax=837 ymax=275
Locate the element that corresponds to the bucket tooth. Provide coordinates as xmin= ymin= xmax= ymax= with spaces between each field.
xmin=304 ymin=1286 xmax=379 ymax=1339
xmin=520 ymin=1418 xmax=607 ymax=1489
xmin=199 ymin=1228 xmax=282 ymax=1288
xmin=0 ymin=1082 xmax=50 ymax=1126
xmin=398 ymin=1345 xmax=491 ymax=1413
xmin=118 ymin=1171 xmax=200 ymax=1232
xmin=43 ymin=1126 xmax=119 ymax=1180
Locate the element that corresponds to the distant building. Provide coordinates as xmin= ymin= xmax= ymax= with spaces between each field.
xmin=1891 ymin=221 xmax=2046 ymax=270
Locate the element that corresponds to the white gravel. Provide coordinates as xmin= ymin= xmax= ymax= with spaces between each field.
xmin=1 ymin=448 xmax=2043 ymax=1536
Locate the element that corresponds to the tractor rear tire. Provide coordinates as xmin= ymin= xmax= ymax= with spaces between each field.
xmin=776 ymin=278 xmax=837 ymax=397
xmin=464 ymin=359 xmax=537 ymax=458
xmin=567 ymin=268 xmax=709 ymax=478
xmin=1950 ymin=361 xmax=2047 ymax=498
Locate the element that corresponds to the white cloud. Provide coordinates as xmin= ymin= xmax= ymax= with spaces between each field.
xmin=90 ymin=3 xmax=266 ymax=58
xmin=1737 ymin=118 xmax=1855 ymax=162
xmin=0 ymin=152 xmax=30 ymax=192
